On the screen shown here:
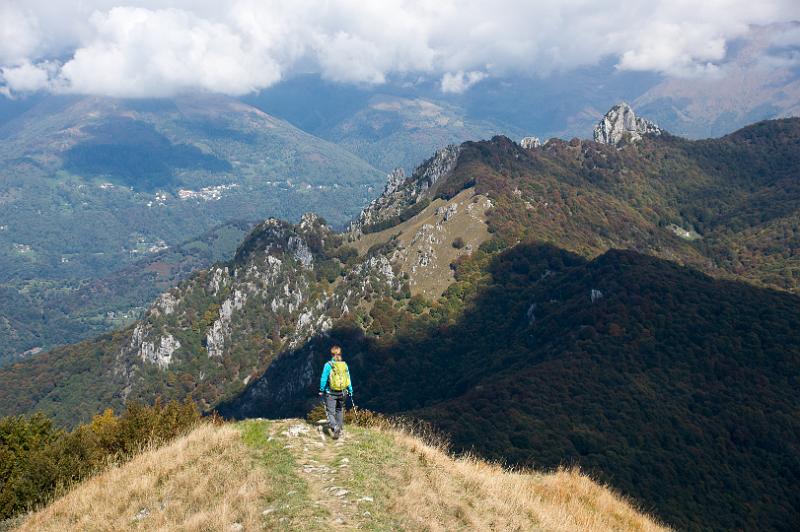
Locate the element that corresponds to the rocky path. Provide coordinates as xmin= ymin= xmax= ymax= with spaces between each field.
xmin=271 ymin=420 xmax=375 ymax=530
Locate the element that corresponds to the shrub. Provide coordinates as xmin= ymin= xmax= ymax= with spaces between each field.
xmin=305 ymin=403 xmax=327 ymax=425
xmin=316 ymin=259 xmax=342 ymax=283
xmin=333 ymin=245 xmax=359 ymax=267
xmin=408 ymin=295 xmax=429 ymax=314
xmin=0 ymin=399 xmax=200 ymax=521
xmin=305 ymin=402 xmax=389 ymax=429
xmin=345 ymin=407 xmax=390 ymax=428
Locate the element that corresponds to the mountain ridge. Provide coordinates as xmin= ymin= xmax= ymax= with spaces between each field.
xmin=0 ymin=94 xmax=385 ymax=361
xmin=1 ymin=112 xmax=800 ymax=529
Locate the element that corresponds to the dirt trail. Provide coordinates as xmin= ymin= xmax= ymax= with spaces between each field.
xmin=271 ymin=420 xmax=370 ymax=530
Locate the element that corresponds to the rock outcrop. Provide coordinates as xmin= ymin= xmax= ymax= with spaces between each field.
xmin=593 ymin=103 xmax=662 ymax=146
xmin=384 ymin=167 xmax=406 ymax=195
xmin=130 ymin=324 xmax=181 ymax=368
xmin=520 ymin=136 xmax=541 ymax=149
xmin=349 ymin=145 xmax=461 ymax=234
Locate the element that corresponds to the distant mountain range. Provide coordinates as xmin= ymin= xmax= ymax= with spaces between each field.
xmin=2 ymin=108 xmax=799 ymax=529
xmin=634 ymin=23 xmax=800 ymax=138
xmin=0 ymin=95 xmax=383 ymax=361
xmin=247 ymin=23 xmax=800 ymax=171
xmin=1 ymin=22 xmax=797 ymax=362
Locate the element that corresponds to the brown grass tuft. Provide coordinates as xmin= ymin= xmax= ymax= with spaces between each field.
xmin=16 ymin=423 xmax=269 ymax=532
xmin=384 ymin=428 xmax=670 ymax=531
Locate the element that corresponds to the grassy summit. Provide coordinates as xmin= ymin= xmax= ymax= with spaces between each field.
xmin=15 ymin=419 xmax=667 ymax=531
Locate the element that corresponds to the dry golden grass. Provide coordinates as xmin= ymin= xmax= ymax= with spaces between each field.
xmin=16 ymin=423 xmax=269 ymax=532
xmin=382 ymin=428 xmax=670 ymax=532
xmin=17 ymin=418 xmax=670 ymax=531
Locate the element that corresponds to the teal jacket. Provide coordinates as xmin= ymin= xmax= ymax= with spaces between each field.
xmin=320 ymin=359 xmax=353 ymax=395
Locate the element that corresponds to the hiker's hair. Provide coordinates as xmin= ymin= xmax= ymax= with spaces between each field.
xmin=330 ymin=345 xmax=342 ymax=356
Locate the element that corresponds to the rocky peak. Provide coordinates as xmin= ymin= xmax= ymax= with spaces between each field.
xmin=234 ymin=216 xmax=331 ymax=267
xmin=412 ymin=145 xmax=460 ymax=190
xmin=520 ymin=136 xmax=541 ymax=149
xmin=593 ymin=103 xmax=662 ymax=146
xmin=384 ymin=167 xmax=406 ymax=195
xmin=298 ymin=212 xmax=327 ymax=233
xmin=349 ymin=145 xmax=461 ymax=234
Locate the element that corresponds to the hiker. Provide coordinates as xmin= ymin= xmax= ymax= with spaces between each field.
xmin=318 ymin=345 xmax=353 ymax=439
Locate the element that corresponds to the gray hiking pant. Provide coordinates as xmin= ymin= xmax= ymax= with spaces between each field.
xmin=324 ymin=392 xmax=345 ymax=432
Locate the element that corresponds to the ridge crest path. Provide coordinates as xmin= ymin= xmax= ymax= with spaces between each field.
xmin=269 ymin=419 xmax=376 ymax=530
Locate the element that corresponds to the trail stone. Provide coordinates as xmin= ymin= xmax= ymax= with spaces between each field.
xmin=283 ymin=424 xmax=310 ymax=437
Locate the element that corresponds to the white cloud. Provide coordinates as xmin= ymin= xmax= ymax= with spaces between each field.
xmin=0 ymin=4 xmax=41 ymax=64
xmin=441 ymin=71 xmax=488 ymax=93
xmin=769 ymin=22 xmax=800 ymax=47
xmin=56 ymin=7 xmax=283 ymax=98
xmin=0 ymin=62 xmax=52 ymax=96
xmin=0 ymin=0 xmax=798 ymax=98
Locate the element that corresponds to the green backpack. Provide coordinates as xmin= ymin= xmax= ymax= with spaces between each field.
xmin=328 ymin=361 xmax=350 ymax=391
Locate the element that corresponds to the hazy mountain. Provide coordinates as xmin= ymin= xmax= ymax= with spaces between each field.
xmin=318 ymin=94 xmax=517 ymax=173
xmin=634 ymin=23 xmax=800 ymax=138
xmin=246 ymin=23 xmax=800 ymax=163
xmin=245 ymin=78 xmax=521 ymax=172
xmin=0 ymin=94 xmax=383 ymax=361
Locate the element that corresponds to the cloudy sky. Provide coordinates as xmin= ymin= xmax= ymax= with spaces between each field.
xmin=1 ymin=0 xmax=799 ymax=98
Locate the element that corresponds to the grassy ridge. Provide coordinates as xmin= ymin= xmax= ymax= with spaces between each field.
xmin=14 ymin=418 xmax=668 ymax=531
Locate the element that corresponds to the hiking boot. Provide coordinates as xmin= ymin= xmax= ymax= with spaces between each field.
xmin=332 ymin=428 xmax=341 ymax=440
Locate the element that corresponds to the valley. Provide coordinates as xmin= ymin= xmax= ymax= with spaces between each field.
xmin=0 ymin=95 xmax=384 ymax=361
xmin=4 ymin=20 xmax=800 ymax=362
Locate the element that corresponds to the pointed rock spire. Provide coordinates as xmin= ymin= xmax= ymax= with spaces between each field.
xmin=593 ymin=102 xmax=661 ymax=146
